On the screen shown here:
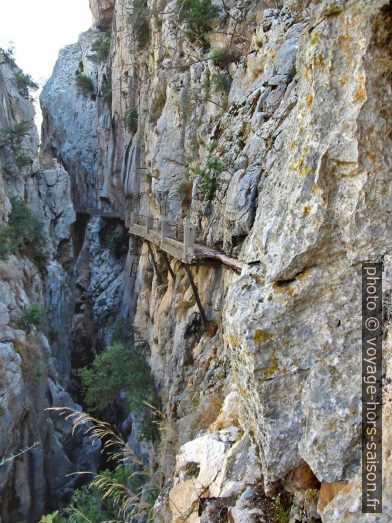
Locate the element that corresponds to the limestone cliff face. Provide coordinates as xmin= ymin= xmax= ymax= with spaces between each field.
xmin=64 ymin=1 xmax=390 ymax=520
xmin=2 ymin=0 xmax=392 ymax=521
xmin=0 ymin=50 xmax=99 ymax=522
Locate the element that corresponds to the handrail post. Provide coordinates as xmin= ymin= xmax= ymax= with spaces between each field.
xmin=129 ymin=211 xmax=134 ymax=227
xmin=146 ymin=214 xmax=153 ymax=234
xmin=160 ymin=216 xmax=168 ymax=241
xmin=184 ymin=217 xmax=194 ymax=257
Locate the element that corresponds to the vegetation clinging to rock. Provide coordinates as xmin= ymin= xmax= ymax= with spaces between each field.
xmin=128 ymin=0 xmax=150 ymax=49
xmin=78 ymin=343 xmax=159 ymax=442
xmin=0 ymin=198 xmax=49 ymax=264
xmin=14 ymin=72 xmax=39 ymax=99
xmin=124 ymin=106 xmax=138 ymax=133
xmin=89 ymin=32 xmax=111 ymax=62
xmin=176 ymin=0 xmax=221 ymax=34
xmin=186 ymin=154 xmax=225 ymax=200
xmin=20 ymin=305 xmax=45 ymax=331
xmin=75 ymin=73 xmax=95 ymax=96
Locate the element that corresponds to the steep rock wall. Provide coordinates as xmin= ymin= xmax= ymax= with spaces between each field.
xmin=20 ymin=0 xmax=392 ymax=521
xmin=0 ymin=50 xmax=99 ymax=522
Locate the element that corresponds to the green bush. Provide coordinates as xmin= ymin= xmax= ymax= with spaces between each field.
xmin=177 ymin=0 xmax=221 ymax=33
xmin=66 ymin=484 xmax=115 ymax=522
xmin=101 ymin=76 xmax=112 ymax=110
xmin=39 ymin=511 xmax=62 ymax=523
xmin=211 ymin=72 xmax=231 ymax=93
xmin=124 ymin=106 xmax=138 ymax=133
xmin=14 ymin=72 xmax=39 ymax=98
xmin=0 ymin=122 xmax=29 ymax=148
xmin=112 ymin=316 xmax=130 ymax=344
xmin=78 ymin=344 xmax=159 ymax=441
xmin=108 ymin=230 xmax=128 ymax=258
xmin=89 ymin=32 xmax=111 ymax=62
xmin=275 ymin=502 xmax=291 ymax=523
xmin=128 ymin=0 xmax=150 ymax=49
xmin=21 ymin=305 xmax=45 ymax=331
xmin=186 ymin=154 xmax=224 ymax=200
xmin=63 ymin=464 xmax=158 ymax=522
xmin=75 ymin=74 xmax=95 ymax=96
xmin=1 ymin=46 xmax=16 ymax=65
xmin=209 ymin=46 xmax=237 ymax=68
xmin=0 ymin=198 xmax=49 ymax=263
xmin=15 ymin=154 xmax=32 ymax=168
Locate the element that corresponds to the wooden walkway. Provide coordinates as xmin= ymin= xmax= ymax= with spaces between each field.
xmin=74 ymin=206 xmax=245 ymax=273
xmin=76 ymin=207 xmax=125 ymax=220
xmin=127 ymin=212 xmax=245 ymax=272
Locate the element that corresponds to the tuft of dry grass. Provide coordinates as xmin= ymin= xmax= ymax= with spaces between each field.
xmin=47 ymin=407 xmax=142 ymax=465
xmin=47 ymin=406 xmax=162 ymax=521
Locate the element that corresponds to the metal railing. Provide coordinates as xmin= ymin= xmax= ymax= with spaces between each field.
xmin=127 ymin=211 xmax=197 ymax=257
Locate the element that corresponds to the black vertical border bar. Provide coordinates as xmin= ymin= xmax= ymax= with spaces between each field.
xmin=362 ymin=262 xmax=382 ymax=513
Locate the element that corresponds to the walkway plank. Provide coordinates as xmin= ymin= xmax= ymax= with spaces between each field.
xmin=187 ymin=245 xmax=245 ymax=273
xmin=128 ymin=218 xmax=244 ymax=272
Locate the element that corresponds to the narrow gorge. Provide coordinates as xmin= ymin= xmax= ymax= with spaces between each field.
xmin=0 ymin=0 xmax=391 ymax=522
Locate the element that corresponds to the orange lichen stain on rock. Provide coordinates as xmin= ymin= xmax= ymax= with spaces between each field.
xmin=297 ymin=268 xmax=312 ymax=281
xmin=292 ymin=157 xmax=304 ymax=171
xmin=288 ymin=463 xmax=320 ymax=491
xmin=323 ymin=5 xmax=343 ymax=16
xmin=310 ymin=33 xmax=320 ymax=46
xmin=313 ymin=53 xmax=326 ymax=68
xmin=338 ymin=34 xmax=353 ymax=55
xmin=273 ymin=281 xmax=295 ymax=297
xmin=354 ymin=87 xmax=366 ymax=101
xmin=200 ymin=394 xmax=224 ymax=428
xmin=264 ymin=353 xmax=278 ymax=379
xmin=228 ymin=334 xmax=240 ymax=347
xmin=303 ymin=205 xmax=311 ymax=215
xmin=354 ymin=74 xmax=366 ymax=101
xmin=253 ymin=329 xmax=274 ymax=344
xmin=339 ymin=34 xmax=353 ymax=45
xmin=311 ymin=183 xmax=323 ymax=195
xmin=340 ymin=74 xmax=348 ymax=86
xmin=317 ymin=482 xmax=352 ymax=515
xmin=365 ymin=149 xmax=377 ymax=163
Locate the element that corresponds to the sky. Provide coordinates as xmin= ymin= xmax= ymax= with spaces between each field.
xmin=0 ymin=0 xmax=92 ymax=86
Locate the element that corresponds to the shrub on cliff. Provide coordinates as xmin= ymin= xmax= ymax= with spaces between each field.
xmin=0 ymin=198 xmax=49 ymax=264
xmin=128 ymin=0 xmax=150 ymax=49
xmin=0 ymin=122 xmax=29 ymax=148
xmin=108 ymin=230 xmax=129 ymax=258
xmin=50 ymin=452 xmax=158 ymax=521
xmin=78 ymin=343 xmax=159 ymax=441
xmin=20 ymin=305 xmax=45 ymax=331
xmin=75 ymin=74 xmax=95 ymax=96
xmin=186 ymin=154 xmax=224 ymax=200
xmin=176 ymin=0 xmax=221 ymax=33
xmin=124 ymin=106 xmax=138 ymax=133
xmin=89 ymin=32 xmax=111 ymax=62
xmin=14 ymin=72 xmax=39 ymax=99
xmin=1 ymin=45 xmax=16 ymax=66
xmin=101 ymin=75 xmax=112 ymax=110
xmin=209 ymin=46 xmax=239 ymax=68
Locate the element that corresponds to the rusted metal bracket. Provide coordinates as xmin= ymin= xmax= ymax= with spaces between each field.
xmin=147 ymin=241 xmax=163 ymax=285
xmin=161 ymin=251 xmax=175 ymax=280
xmin=182 ymin=264 xmax=208 ymax=328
